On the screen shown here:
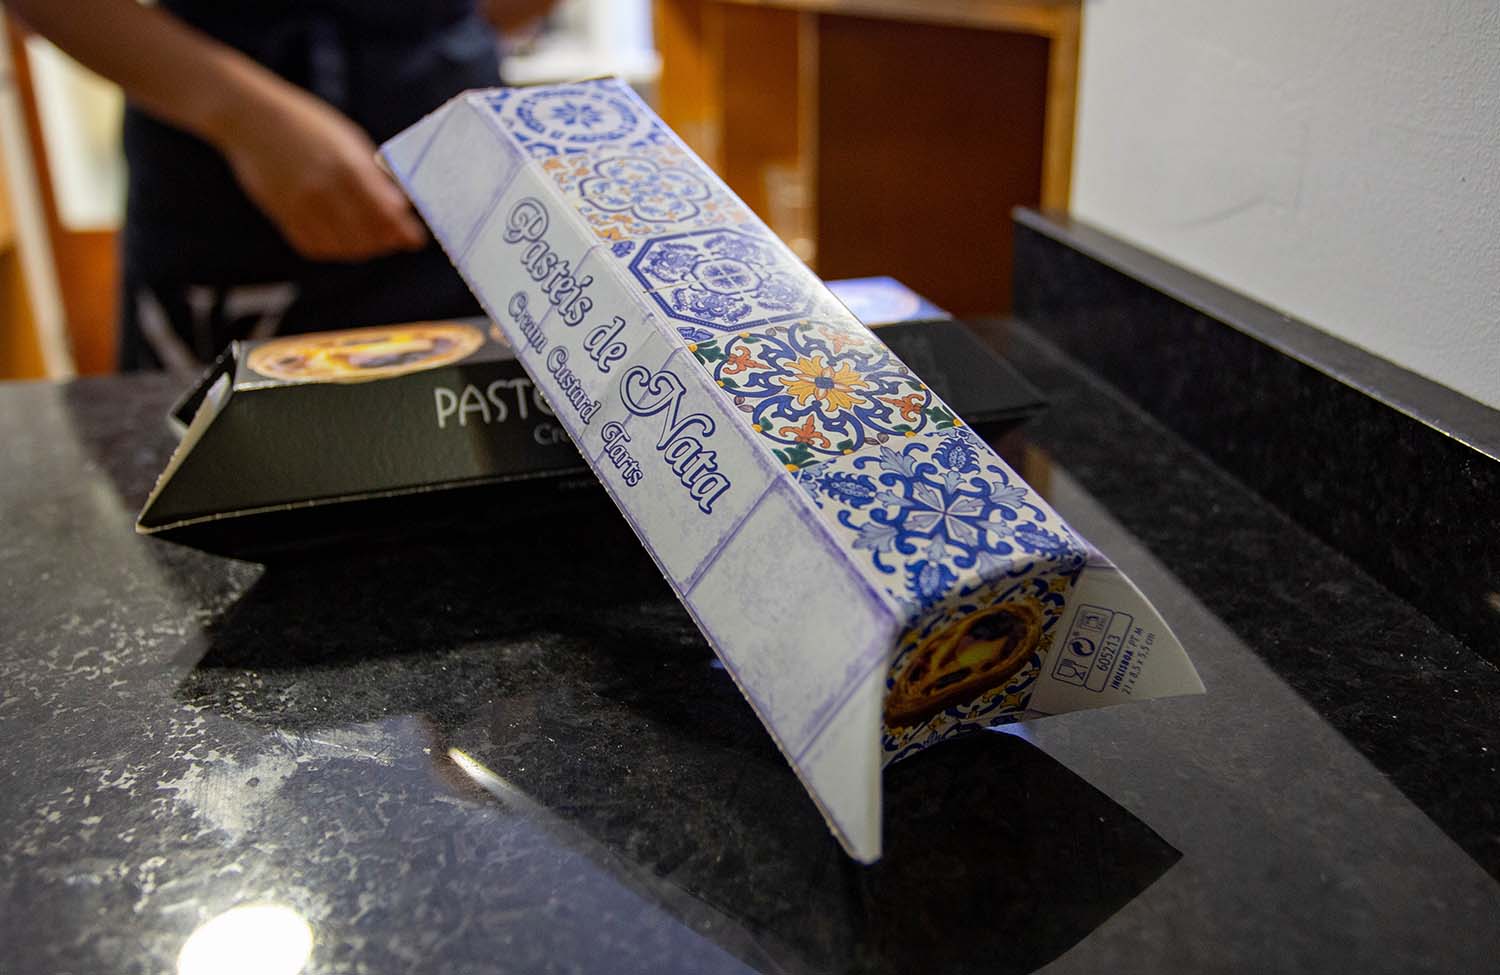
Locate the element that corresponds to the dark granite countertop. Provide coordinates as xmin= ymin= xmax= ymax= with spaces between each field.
xmin=2 ymin=323 xmax=1497 ymax=975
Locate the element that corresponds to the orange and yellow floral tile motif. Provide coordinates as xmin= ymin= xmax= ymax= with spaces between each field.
xmin=688 ymin=319 xmax=961 ymax=472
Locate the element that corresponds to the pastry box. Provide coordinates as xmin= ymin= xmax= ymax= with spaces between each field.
xmin=380 ymin=79 xmax=1204 ymax=862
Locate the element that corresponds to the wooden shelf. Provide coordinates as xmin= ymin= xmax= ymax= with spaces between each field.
xmin=654 ymin=0 xmax=1080 ymax=315
xmin=719 ymin=0 xmax=1078 ymax=34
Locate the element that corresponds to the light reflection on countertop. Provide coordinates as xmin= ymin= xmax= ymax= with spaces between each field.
xmin=177 ymin=904 xmax=313 ymax=975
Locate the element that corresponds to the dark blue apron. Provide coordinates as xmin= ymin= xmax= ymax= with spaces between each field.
xmin=119 ymin=0 xmax=501 ymax=372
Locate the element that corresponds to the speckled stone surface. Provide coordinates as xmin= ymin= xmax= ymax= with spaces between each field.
xmin=1012 ymin=210 xmax=1500 ymax=663
xmin=2 ymin=347 xmax=1498 ymax=975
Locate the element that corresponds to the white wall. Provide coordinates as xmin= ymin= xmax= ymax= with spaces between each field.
xmin=1070 ymin=1 xmax=1500 ymax=410
xmin=0 ymin=18 xmax=71 ymax=377
xmin=27 ymin=37 xmax=124 ymax=232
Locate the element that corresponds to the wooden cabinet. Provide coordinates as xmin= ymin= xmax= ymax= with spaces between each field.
xmin=654 ymin=0 xmax=1080 ymax=315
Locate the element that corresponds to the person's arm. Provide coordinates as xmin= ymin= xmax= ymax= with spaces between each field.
xmin=7 ymin=0 xmax=426 ymax=262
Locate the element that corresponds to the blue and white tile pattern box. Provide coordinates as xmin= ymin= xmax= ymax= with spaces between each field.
xmin=381 ymin=80 xmax=1203 ymax=863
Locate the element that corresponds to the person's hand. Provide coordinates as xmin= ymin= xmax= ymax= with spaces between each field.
xmin=214 ymin=80 xmax=427 ymax=263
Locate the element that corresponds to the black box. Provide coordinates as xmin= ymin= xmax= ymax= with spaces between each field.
xmin=138 ymin=318 xmax=1045 ymax=561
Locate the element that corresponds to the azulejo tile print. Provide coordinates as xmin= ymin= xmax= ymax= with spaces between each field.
xmin=795 ymin=425 xmax=1087 ymax=763
xmin=798 ymin=427 xmax=1086 ymax=611
xmin=539 ymin=146 xmax=752 ymax=242
xmin=483 ymin=81 xmax=668 ymax=157
xmin=628 ymin=228 xmax=818 ymax=337
xmin=689 ymin=320 xmax=960 ymax=471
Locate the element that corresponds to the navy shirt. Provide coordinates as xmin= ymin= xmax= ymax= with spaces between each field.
xmin=124 ymin=1 xmax=500 ymax=280
xmin=117 ymin=1 xmax=504 ymax=371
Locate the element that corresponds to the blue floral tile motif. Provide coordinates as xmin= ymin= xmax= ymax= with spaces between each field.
xmin=539 ymin=147 xmax=752 ymax=241
xmin=629 ymin=229 xmax=816 ymax=332
xmin=799 ymin=428 xmax=1087 ymax=611
xmin=483 ymin=81 xmax=668 ymax=158
xmin=689 ymin=320 xmax=960 ymax=471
